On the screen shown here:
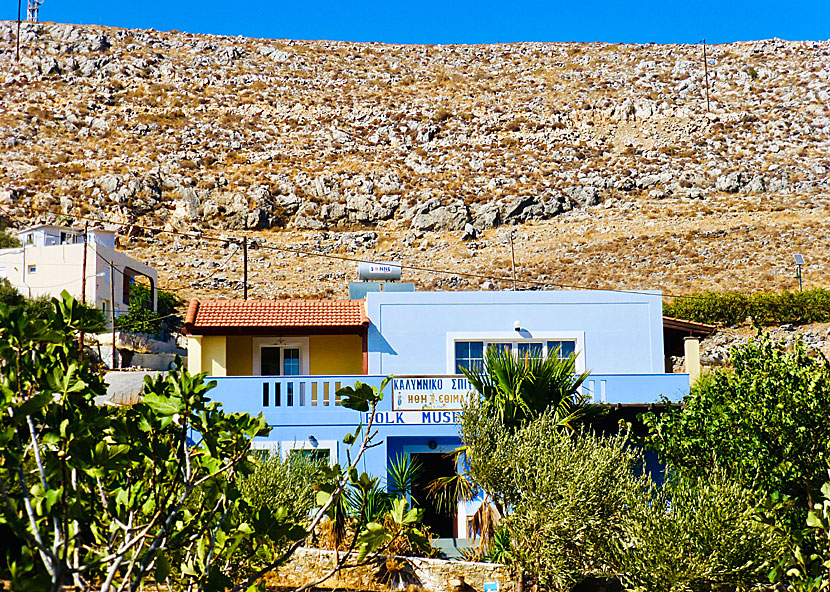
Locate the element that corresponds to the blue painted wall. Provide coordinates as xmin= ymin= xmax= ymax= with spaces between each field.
xmin=366 ymin=289 xmax=665 ymax=375
xmin=208 ymin=290 xmax=684 ymax=503
xmin=210 ymin=375 xmax=463 ymax=479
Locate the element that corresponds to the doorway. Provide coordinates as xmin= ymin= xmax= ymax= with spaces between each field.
xmin=260 ymin=346 xmax=301 ymax=376
xmin=411 ymin=452 xmax=458 ymax=539
xmin=253 ymin=337 xmax=308 ymax=376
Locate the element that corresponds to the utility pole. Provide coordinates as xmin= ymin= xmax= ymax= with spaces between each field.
xmin=509 ymin=231 xmax=517 ymax=291
xmin=702 ymin=38 xmax=711 ymax=113
xmin=242 ymin=236 xmax=248 ymax=300
xmin=16 ymin=0 xmax=22 ymax=62
xmin=78 ymin=223 xmax=88 ymax=357
xmin=110 ymin=260 xmax=118 ymax=369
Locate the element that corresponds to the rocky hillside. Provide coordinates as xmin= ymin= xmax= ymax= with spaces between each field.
xmin=1 ymin=21 xmax=829 ymax=301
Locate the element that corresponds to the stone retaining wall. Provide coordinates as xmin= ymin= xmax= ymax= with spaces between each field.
xmin=267 ymin=548 xmax=515 ymax=592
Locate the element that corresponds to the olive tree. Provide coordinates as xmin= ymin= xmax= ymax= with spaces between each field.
xmin=493 ymin=418 xmax=646 ymax=590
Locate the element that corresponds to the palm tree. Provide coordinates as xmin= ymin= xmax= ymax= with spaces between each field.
xmin=461 ymin=344 xmax=593 ymax=429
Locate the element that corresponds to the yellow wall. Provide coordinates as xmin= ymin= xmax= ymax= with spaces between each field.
xmin=202 ymin=336 xmax=227 ymax=377
xmin=189 ymin=333 xmax=363 ymax=377
xmin=227 ymin=336 xmax=254 ymax=376
xmin=187 ymin=336 xmax=202 ymax=374
xmin=309 ymin=334 xmax=363 ymax=375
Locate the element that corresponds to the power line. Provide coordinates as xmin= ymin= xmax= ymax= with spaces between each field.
xmin=0 ymin=204 xmax=781 ymax=303
xmin=1 ymin=218 xmax=185 ymax=333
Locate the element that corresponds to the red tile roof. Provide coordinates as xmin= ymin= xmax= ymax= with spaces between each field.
xmin=185 ymin=299 xmax=368 ymax=333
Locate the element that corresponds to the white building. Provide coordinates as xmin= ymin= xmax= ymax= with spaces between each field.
xmin=0 ymin=224 xmax=157 ymax=325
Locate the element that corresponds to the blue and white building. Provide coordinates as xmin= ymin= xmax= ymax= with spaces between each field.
xmin=185 ymin=288 xmax=708 ymax=537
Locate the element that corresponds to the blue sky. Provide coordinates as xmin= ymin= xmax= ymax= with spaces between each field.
xmin=5 ymin=0 xmax=829 ymax=44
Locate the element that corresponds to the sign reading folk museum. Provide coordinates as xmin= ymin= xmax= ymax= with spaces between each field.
xmin=392 ymin=376 xmax=472 ymax=411
xmin=363 ymin=410 xmax=463 ymax=425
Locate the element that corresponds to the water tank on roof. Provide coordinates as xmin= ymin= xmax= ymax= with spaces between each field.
xmin=357 ymin=261 xmax=402 ymax=282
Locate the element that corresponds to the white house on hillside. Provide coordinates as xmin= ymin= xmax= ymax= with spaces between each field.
xmin=0 ymin=224 xmax=157 ymax=325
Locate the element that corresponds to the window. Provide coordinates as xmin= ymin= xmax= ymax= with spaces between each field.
xmin=454 ymin=341 xmax=484 ymax=373
xmin=281 ymin=440 xmax=337 ymax=466
xmin=28 ymin=265 xmax=37 ymax=274
xmin=547 ymin=340 xmax=576 ymax=358
xmin=289 ymin=448 xmax=331 ymax=464
xmin=250 ymin=440 xmax=280 ymax=459
xmin=453 ymin=337 xmax=580 ymax=373
xmin=517 ymin=342 xmax=545 ymax=360
xmin=261 ymin=346 xmax=301 ymax=376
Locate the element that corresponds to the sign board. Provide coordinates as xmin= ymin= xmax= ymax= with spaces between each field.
xmin=483 ymin=582 xmax=499 ymax=592
xmin=392 ymin=376 xmax=472 ymax=411
xmin=363 ymin=410 xmax=463 ymax=425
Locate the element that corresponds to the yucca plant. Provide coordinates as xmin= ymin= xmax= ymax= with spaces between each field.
xmin=387 ymin=453 xmax=423 ymax=502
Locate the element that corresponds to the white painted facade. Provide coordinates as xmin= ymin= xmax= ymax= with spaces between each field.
xmin=0 ymin=225 xmax=157 ymax=326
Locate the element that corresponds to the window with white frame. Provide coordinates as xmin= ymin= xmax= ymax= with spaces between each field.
xmin=253 ymin=337 xmax=309 ymax=376
xmin=249 ymin=440 xmax=280 ymax=460
xmin=454 ymin=341 xmax=484 ymax=372
xmin=281 ymin=440 xmax=338 ymax=466
xmin=448 ymin=332 xmax=584 ymax=374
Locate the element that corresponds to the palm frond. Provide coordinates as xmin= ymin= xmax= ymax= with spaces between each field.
xmin=424 ymin=447 xmax=476 ymax=513
xmin=468 ymin=499 xmax=502 ymax=544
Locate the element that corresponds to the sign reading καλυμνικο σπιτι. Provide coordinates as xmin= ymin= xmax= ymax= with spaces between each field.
xmin=392 ymin=376 xmax=472 ymax=411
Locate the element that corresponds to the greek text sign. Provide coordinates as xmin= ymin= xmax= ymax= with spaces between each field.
xmin=392 ymin=376 xmax=472 ymax=411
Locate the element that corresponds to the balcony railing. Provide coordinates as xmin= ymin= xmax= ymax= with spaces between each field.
xmin=582 ymin=373 xmax=689 ymax=405
xmin=208 ymin=373 xmax=690 ymax=421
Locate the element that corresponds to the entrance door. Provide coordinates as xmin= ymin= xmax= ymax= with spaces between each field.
xmin=411 ymin=453 xmax=457 ymax=539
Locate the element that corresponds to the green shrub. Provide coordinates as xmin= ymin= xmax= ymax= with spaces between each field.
xmin=495 ymin=418 xmax=648 ymax=590
xmin=0 ymin=278 xmax=25 ymax=308
xmin=613 ymin=470 xmax=785 ymax=592
xmin=769 ymin=482 xmax=830 ymax=591
xmin=0 ymin=231 xmax=20 ymax=249
xmin=643 ymin=332 xmax=830 ymax=509
xmin=0 ymin=216 xmax=19 ymax=249
xmin=465 ymin=405 xmax=788 ymax=591
xmin=114 ymin=283 xmax=183 ymax=334
xmin=0 ymin=279 xmax=105 ymax=328
xmin=238 ymin=452 xmax=327 ymax=524
xmin=664 ymin=289 xmax=830 ymax=327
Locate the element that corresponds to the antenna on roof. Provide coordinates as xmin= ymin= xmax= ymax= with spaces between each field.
xmin=27 ymin=0 xmax=43 ymax=22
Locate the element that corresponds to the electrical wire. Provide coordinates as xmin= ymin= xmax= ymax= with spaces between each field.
xmin=0 ymin=203 xmax=797 ymax=303
xmin=1 ymin=217 xmax=185 ymax=332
